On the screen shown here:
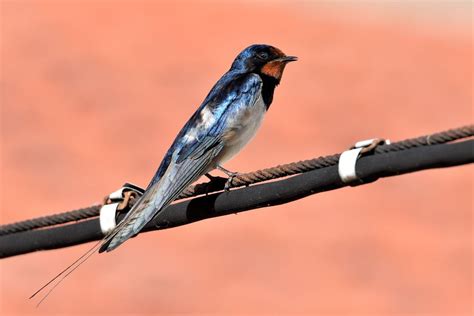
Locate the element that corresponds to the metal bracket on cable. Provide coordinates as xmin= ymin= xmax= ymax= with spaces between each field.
xmin=338 ymin=138 xmax=390 ymax=186
xmin=99 ymin=183 xmax=145 ymax=235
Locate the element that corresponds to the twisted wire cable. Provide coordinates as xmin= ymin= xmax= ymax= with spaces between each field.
xmin=1 ymin=125 xmax=472 ymax=236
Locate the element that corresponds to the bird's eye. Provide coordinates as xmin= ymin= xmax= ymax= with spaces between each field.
xmin=257 ymin=52 xmax=269 ymax=60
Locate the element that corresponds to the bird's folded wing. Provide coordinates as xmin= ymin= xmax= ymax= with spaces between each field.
xmin=99 ymin=137 xmax=224 ymax=252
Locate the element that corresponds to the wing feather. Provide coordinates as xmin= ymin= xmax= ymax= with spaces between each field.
xmin=99 ymin=141 xmax=224 ymax=252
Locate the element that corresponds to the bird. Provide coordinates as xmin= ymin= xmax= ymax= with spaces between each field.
xmin=29 ymin=44 xmax=296 ymax=305
xmin=99 ymin=44 xmax=297 ymax=253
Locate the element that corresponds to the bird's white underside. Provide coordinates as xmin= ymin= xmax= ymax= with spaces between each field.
xmin=216 ymin=92 xmax=266 ymax=166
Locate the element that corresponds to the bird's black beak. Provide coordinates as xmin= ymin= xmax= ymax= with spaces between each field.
xmin=279 ymin=56 xmax=298 ymax=63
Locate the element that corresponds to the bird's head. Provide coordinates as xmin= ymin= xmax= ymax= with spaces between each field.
xmin=231 ymin=44 xmax=297 ymax=82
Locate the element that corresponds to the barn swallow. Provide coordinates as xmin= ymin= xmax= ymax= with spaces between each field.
xmin=99 ymin=44 xmax=297 ymax=252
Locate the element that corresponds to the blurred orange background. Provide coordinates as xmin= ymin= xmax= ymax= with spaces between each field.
xmin=0 ymin=1 xmax=472 ymax=315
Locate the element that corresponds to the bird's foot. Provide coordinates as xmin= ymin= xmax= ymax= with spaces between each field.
xmin=224 ymin=175 xmax=237 ymax=192
xmin=217 ymin=165 xmax=240 ymax=192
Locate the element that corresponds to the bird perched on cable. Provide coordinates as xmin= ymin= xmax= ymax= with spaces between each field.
xmin=99 ymin=44 xmax=297 ymax=252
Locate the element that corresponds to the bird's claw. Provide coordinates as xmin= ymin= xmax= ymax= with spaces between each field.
xmin=224 ymin=172 xmax=239 ymax=192
xmin=216 ymin=165 xmax=240 ymax=192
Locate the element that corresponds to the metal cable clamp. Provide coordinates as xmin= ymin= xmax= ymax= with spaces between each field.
xmin=99 ymin=183 xmax=145 ymax=235
xmin=338 ymin=138 xmax=390 ymax=185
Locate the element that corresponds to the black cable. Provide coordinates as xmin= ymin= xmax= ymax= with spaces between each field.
xmin=1 ymin=139 xmax=472 ymax=258
xmin=1 ymin=124 xmax=472 ymax=236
